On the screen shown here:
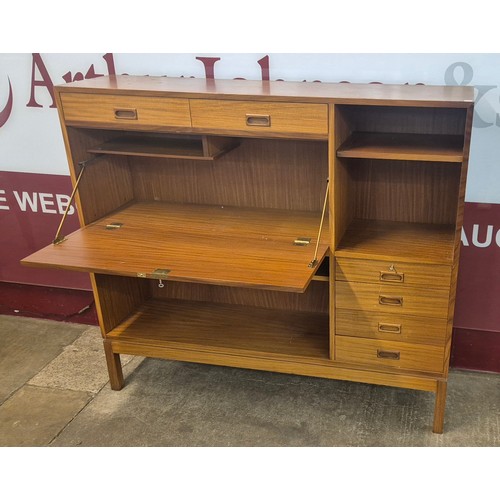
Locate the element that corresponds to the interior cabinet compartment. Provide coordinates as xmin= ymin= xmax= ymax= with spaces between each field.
xmin=87 ymin=132 xmax=239 ymax=161
xmin=333 ymin=159 xmax=461 ymax=263
xmin=336 ymin=104 xmax=466 ymax=162
xmin=95 ymin=274 xmax=330 ymax=361
xmin=22 ymin=134 xmax=330 ymax=292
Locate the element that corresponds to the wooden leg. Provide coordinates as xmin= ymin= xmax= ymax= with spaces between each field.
xmin=103 ymin=340 xmax=124 ymax=390
xmin=433 ymin=380 xmax=447 ymax=434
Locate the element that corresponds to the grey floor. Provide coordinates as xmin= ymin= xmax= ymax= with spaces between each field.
xmin=0 ymin=314 xmax=499 ymax=447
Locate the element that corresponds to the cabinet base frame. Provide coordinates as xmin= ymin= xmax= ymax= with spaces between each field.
xmin=104 ymin=338 xmax=447 ymax=433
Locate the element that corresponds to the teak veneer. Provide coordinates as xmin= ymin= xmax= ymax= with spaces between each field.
xmin=22 ymin=75 xmax=474 ymax=434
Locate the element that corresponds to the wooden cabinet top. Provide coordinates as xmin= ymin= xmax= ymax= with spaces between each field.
xmin=55 ymin=75 xmax=474 ymax=107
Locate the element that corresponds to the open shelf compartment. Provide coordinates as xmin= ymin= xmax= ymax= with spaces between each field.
xmin=107 ymin=298 xmax=330 ymax=360
xmin=87 ymin=133 xmax=239 ymax=161
xmin=335 ymin=219 xmax=455 ymax=264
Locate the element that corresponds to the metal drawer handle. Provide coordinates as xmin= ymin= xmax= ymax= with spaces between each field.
xmin=380 ymin=271 xmax=404 ymax=283
xmin=379 ymin=295 xmax=403 ymax=306
xmin=114 ymin=108 xmax=138 ymax=120
xmin=246 ymin=114 xmax=271 ymax=127
xmin=377 ymin=350 xmax=400 ymax=360
xmin=378 ymin=322 xmax=402 ymax=334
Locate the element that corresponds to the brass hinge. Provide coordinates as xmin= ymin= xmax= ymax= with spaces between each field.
xmin=294 ymin=237 xmax=311 ymax=246
xmin=105 ymin=222 xmax=123 ymax=230
xmin=136 ymin=269 xmax=170 ymax=279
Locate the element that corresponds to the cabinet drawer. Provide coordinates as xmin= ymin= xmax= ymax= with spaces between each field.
xmin=336 ymin=336 xmax=445 ymax=373
xmin=336 ymin=281 xmax=449 ymax=318
xmin=336 ymin=309 xmax=447 ymax=345
xmin=335 ymin=257 xmax=451 ymax=289
xmin=190 ymin=99 xmax=328 ymax=138
xmin=60 ymin=93 xmax=192 ymax=129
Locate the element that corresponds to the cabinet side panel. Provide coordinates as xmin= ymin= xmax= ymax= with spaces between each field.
xmin=92 ymin=274 xmax=151 ymax=334
xmin=443 ymin=104 xmax=474 ymax=376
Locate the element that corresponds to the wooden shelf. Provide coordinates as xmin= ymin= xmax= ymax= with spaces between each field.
xmin=87 ymin=135 xmax=238 ymax=161
xmin=107 ymin=298 xmax=330 ymax=360
xmin=22 ymin=201 xmax=329 ymax=292
xmin=337 ymin=132 xmax=464 ymax=162
xmin=335 ymin=219 xmax=455 ymax=264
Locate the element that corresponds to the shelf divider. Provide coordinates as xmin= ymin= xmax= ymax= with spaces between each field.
xmin=88 ymin=135 xmax=239 ymax=161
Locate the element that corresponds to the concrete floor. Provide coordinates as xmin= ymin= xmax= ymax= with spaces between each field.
xmin=0 ymin=314 xmax=499 ymax=446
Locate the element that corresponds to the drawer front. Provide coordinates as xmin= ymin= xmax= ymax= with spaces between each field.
xmin=60 ymin=93 xmax=192 ymax=129
xmin=190 ymin=99 xmax=328 ymax=138
xmin=335 ymin=257 xmax=451 ymax=289
xmin=336 ymin=336 xmax=445 ymax=373
xmin=335 ymin=281 xmax=449 ymax=318
xmin=336 ymin=309 xmax=448 ymax=345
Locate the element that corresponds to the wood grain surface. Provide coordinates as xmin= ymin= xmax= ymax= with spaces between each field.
xmin=335 ymin=257 xmax=452 ymax=289
xmin=335 ymin=281 xmax=450 ymax=318
xmin=335 ymin=308 xmax=447 ymax=345
xmin=335 ymin=336 xmax=445 ymax=374
xmin=55 ymin=75 xmax=474 ymax=108
xmin=107 ymin=298 xmax=330 ymax=360
xmin=22 ymin=201 xmax=330 ymax=292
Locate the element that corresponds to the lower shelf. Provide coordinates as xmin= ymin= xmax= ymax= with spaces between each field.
xmin=107 ymin=299 xmax=330 ymax=360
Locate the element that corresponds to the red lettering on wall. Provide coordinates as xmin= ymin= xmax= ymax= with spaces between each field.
xmin=257 ymin=55 xmax=270 ymax=81
xmin=103 ymin=53 xmax=116 ymax=76
xmin=196 ymin=57 xmax=221 ymax=79
xmin=26 ymin=53 xmax=56 ymax=109
xmin=0 ymin=77 xmax=13 ymax=128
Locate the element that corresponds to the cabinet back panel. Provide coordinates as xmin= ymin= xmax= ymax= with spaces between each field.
xmin=351 ymin=159 xmax=461 ymax=224
xmin=129 ymin=138 xmax=328 ymax=211
xmin=151 ymin=280 xmax=329 ymax=314
xmin=338 ymin=105 xmax=467 ymax=136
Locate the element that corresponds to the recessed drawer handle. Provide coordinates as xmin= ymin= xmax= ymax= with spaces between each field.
xmin=246 ymin=114 xmax=271 ymax=127
xmin=379 ymin=295 xmax=403 ymax=306
xmin=114 ymin=108 xmax=138 ymax=120
xmin=378 ymin=322 xmax=402 ymax=334
xmin=377 ymin=349 xmax=400 ymax=360
xmin=380 ymin=271 xmax=404 ymax=282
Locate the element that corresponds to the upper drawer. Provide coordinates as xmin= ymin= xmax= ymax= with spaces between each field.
xmin=60 ymin=93 xmax=192 ymax=129
xmin=190 ymin=99 xmax=328 ymax=138
xmin=335 ymin=257 xmax=452 ymax=289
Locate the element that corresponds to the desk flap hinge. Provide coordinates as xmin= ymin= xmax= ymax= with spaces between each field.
xmin=136 ymin=269 xmax=170 ymax=279
xmin=150 ymin=269 xmax=170 ymax=279
xmin=294 ymin=237 xmax=311 ymax=246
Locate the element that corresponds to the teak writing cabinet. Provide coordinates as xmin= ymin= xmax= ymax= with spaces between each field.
xmin=22 ymin=76 xmax=474 ymax=433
